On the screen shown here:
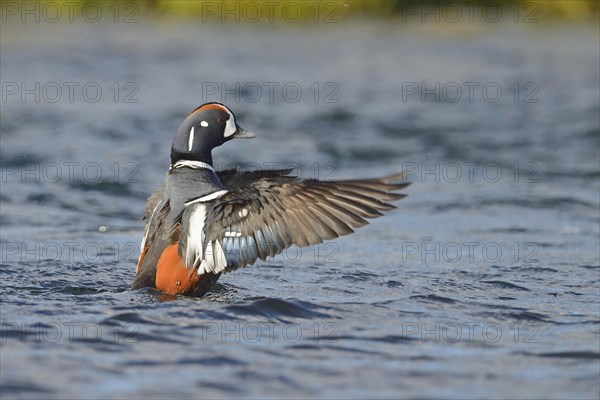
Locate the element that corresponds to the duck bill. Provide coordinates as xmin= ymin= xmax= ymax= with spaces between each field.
xmin=233 ymin=124 xmax=256 ymax=139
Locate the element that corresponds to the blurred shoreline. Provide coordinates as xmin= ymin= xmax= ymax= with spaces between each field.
xmin=1 ymin=0 xmax=598 ymax=24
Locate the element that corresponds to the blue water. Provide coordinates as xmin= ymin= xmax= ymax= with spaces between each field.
xmin=1 ymin=15 xmax=599 ymax=400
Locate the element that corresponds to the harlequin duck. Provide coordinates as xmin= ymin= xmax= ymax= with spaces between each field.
xmin=133 ymin=102 xmax=410 ymax=297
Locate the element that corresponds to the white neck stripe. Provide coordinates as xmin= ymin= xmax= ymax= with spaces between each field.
xmin=171 ymin=160 xmax=214 ymax=172
xmin=188 ymin=126 xmax=195 ymax=151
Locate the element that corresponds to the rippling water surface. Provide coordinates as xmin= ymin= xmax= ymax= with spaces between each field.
xmin=1 ymin=17 xmax=599 ymax=399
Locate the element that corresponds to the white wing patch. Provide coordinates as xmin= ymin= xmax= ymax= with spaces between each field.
xmin=185 ymin=203 xmax=207 ymax=269
xmin=199 ymin=239 xmax=227 ymax=275
xmin=184 ymin=190 xmax=229 ymax=275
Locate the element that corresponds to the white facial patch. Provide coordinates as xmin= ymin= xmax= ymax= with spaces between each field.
xmin=188 ymin=126 xmax=195 ymax=151
xmin=223 ymin=108 xmax=237 ymax=138
xmin=238 ymin=208 xmax=248 ymax=218
xmin=200 ymin=121 xmax=209 ymax=127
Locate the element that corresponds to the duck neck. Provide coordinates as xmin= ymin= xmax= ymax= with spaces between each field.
xmin=170 ymin=148 xmax=213 ymax=167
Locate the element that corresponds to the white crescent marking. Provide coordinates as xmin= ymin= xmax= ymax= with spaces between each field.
xmin=223 ymin=109 xmax=237 ymax=137
xmin=170 ymin=160 xmax=215 ymax=172
xmin=184 ymin=190 xmax=228 ymax=206
xmin=188 ymin=126 xmax=195 ymax=151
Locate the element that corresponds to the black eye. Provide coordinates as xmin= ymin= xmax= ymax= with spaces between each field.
xmin=217 ymin=117 xmax=227 ymax=124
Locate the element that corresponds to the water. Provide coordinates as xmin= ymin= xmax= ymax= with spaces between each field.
xmin=1 ymin=17 xmax=599 ymax=399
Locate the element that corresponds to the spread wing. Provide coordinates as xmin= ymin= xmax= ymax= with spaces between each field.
xmin=139 ymin=168 xmax=298 ymax=275
xmin=216 ymin=168 xmax=295 ymax=190
xmin=200 ymin=172 xmax=410 ymax=273
xmin=141 ymin=169 xmax=294 ymax=218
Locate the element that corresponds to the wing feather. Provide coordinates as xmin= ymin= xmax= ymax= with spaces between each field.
xmin=201 ymin=172 xmax=410 ymax=271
